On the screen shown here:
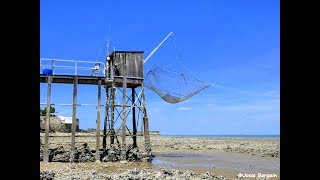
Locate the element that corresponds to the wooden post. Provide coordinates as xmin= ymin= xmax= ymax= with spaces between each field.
xmin=70 ymin=76 xmax=78 ymax=162
xmin=121 ymin=76 xmax=127 ymax=160
xmin=110 ymin=60 xmax=115 ymax=145
xmin=141 ymin=84 xmax=151 ymax=157
xmin=110 ymin=86 xmax=115 ymax=145
xmin=95 ymin=79 xmax=101 ymax=161
xmin=103 ymin=87 xmax=108 ymax=150
xmin=43 ymin=75 xmax=52 ymax=163
xmin=132 ymin=88 xmax=137 ymax=148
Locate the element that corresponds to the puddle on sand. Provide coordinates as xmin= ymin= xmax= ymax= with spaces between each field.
xmin=151 ymin=152 xmax=280 ymax=179
xmin=152 ymin=159 xmax=174 ymax=166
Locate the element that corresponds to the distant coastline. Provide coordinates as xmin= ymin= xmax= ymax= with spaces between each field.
xmin=161 ymin=134 xmax=280 ymax=138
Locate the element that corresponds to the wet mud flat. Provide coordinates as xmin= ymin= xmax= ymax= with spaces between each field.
xmin=152 ymin=152 xmax=280 ymax=179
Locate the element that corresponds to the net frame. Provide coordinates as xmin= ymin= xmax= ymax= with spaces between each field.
xmin=144 ymin=65 xmax=211 ymax=104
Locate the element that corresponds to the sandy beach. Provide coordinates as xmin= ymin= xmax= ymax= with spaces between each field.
xmin=40 ymin=133 xmax=280 ymax=179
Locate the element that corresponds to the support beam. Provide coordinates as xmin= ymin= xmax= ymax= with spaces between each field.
xmin=43 ymin=75 xmax=52 ymax=163
xmin=110 ymin=60 xmax=115 ymax=145
xmin=103 ymin=87 xmax=108 ymax=150
xmin=132 ymin=88 xmax=137 ymax=148
xmin=110 ymin=86 xmax=115 ymax=145
xmin=143 ymin=117 xmax=151 ymax=154
xmin=70 ymin=76 xmax=78 ymax=162
xmin=141 ymin=84 xmax=151 ymax=158
xmin=95 ymin=79 xmax=101 ymax=161
xmin=121 ymin=76 xmax=127 ymax=160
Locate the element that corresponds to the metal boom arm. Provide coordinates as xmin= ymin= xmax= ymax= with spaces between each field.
xmin=143 ymin=32 xmax=173 ymax=64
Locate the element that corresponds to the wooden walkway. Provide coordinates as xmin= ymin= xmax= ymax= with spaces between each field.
xmin=40 ymin=74 xmax=142 ymax=88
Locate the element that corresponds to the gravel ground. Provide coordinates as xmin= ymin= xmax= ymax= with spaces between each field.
xmin=41 ymin=168 xmax=248 ymax=180
xmin=150 ymin=136 xmax=280 ymax=158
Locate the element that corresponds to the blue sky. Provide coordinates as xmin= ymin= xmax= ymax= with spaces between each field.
xmin=40 ymin=0 xmax=279 ymax=135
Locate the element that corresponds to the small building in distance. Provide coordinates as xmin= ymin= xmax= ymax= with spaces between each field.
xmin=57 ymin=116 xmax=80 ymax=132
xmin=40 ymin=116 xmax=79 ymax=132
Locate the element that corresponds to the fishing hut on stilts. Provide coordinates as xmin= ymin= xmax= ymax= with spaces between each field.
xmin=40 ymin=50 xmax=151 ymax=163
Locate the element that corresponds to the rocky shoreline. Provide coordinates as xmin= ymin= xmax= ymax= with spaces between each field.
xmin=41 ymin=168 xmax=237 ymax=180
xmin=40 ymin=142 xmax=152 ymax=163
xmin=150 ymin=136 xmax=280 ymax=158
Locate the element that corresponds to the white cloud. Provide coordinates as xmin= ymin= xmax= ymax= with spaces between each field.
xmin=177 ymin=107 xmax=191 ymax=111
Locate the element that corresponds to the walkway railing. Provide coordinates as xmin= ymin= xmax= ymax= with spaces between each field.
xmin=40 ymin=58 xmax=106 ymax=77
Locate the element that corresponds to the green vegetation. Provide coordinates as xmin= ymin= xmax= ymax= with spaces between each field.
xmin=40 ymin=106 xmax=55 ymax=116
